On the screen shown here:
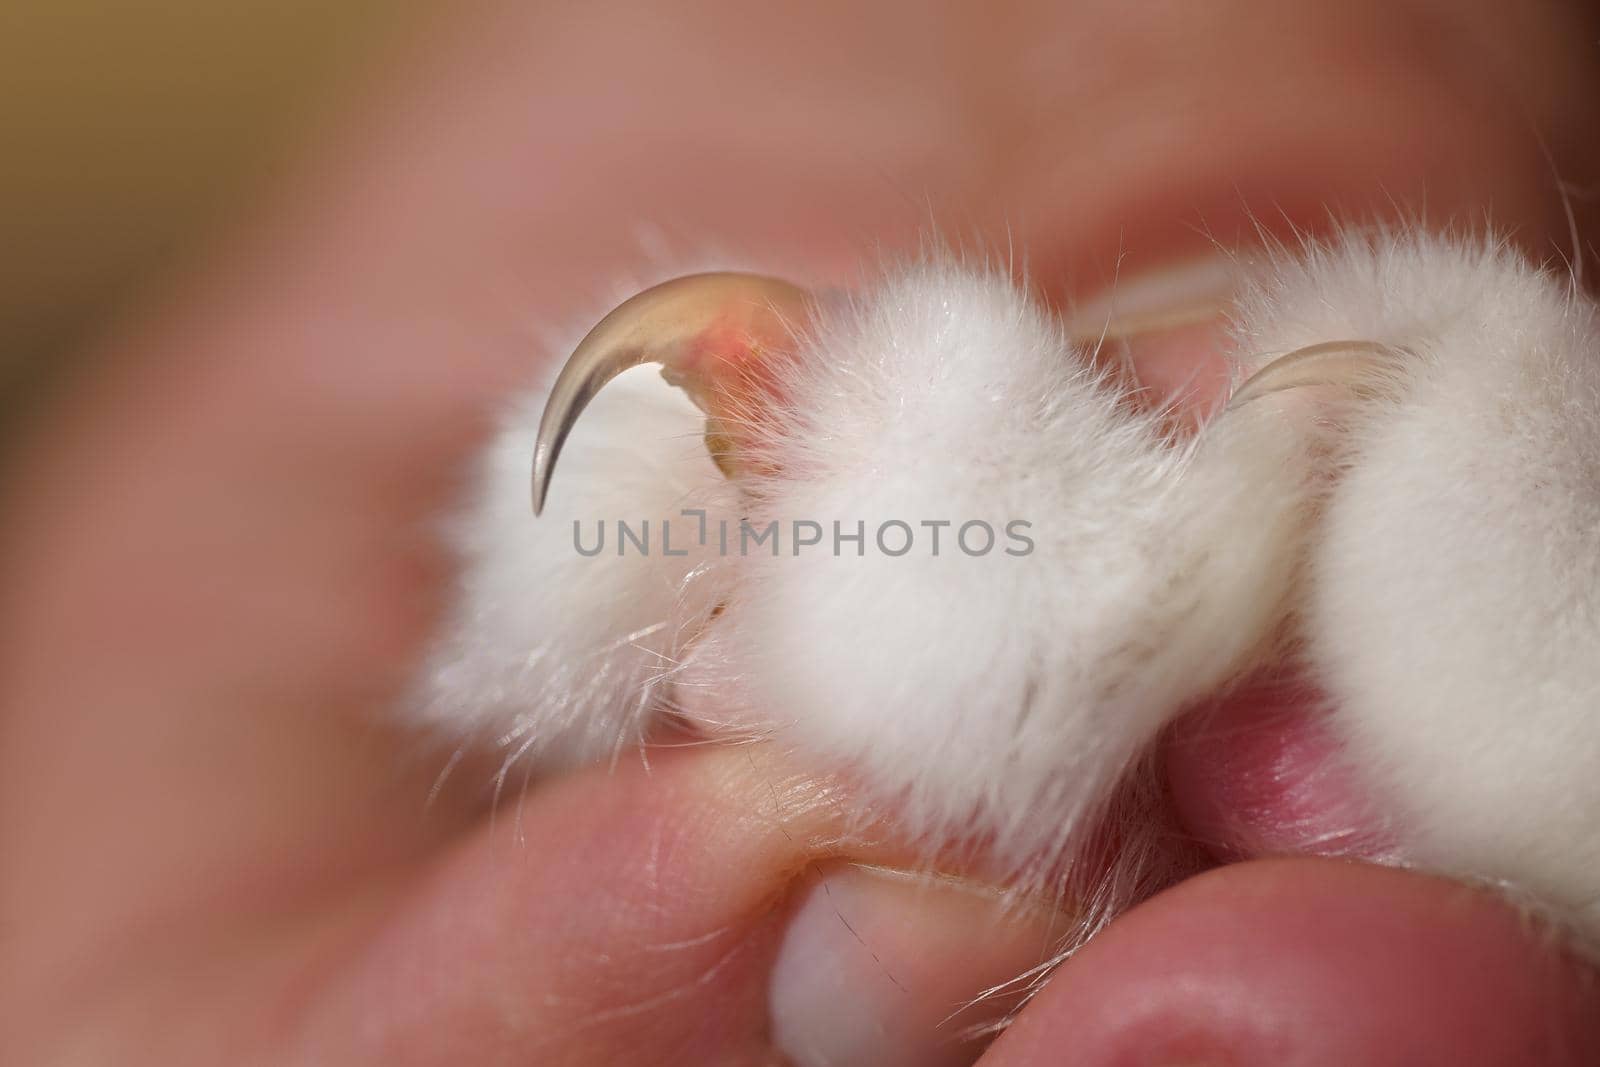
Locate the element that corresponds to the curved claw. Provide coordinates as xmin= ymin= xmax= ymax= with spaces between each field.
xmin=1227 ymin=339 xmax=1407 ymax=412
xmin=532 ymin=273 xmax=810 ymax=515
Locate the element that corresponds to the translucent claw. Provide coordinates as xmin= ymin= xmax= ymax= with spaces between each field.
xmin=1227 ymin=339 xmax=1407 ymax=412
xmin=531 ymin=273 xmax=809 ymax=515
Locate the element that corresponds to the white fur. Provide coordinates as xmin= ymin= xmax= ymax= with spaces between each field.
xmin=415 ymin=362 xmax=736 ymax=769
xmin=1237 ymin=232 xmax=1600 ymax=932
xmin=696 ymin=263 xmax=1309 ymax=861
xmin=419 ymin=231 xmax=1600 ymax=942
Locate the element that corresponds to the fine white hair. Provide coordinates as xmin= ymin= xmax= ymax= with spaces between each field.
xmin=414 ymin=227 xmax=1600 ymax=941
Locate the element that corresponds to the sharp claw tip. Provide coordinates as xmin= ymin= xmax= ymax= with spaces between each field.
xmin=531 ymin=448 xmax=551 ymax=517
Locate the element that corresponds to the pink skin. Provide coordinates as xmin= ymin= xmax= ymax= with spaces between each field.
xmin=986 ymin=860 xmax=1600 ymax=1066
xmin=1168 ymin=676 xmax=1398 ymax=862
xmin=4 ymin=1 xmax=1600 ymax=1063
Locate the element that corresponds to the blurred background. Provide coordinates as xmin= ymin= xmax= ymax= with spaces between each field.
xmin=6 ymin=0 xmax=1598 ymax=449
xmin=1 ymin=1 xmax=425 ymax=431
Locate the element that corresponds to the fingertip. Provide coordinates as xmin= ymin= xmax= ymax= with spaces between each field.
xmin=771 ymin=863 xmax=1072 ymax=1067
xmin=984 ymin=859 xmax=1600 ymax=1067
